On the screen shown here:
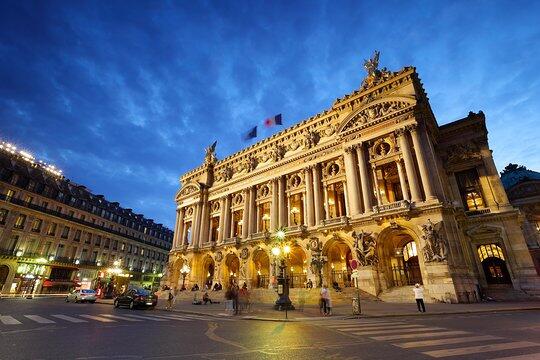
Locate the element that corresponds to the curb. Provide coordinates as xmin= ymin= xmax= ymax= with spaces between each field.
xmin=95 ymin=299 xmax=540 ymax=322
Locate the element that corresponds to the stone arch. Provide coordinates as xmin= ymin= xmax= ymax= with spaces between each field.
xmin=200 ymin=254 xmax=215 ymax=289
xmin=337 ymin=96 xmax=416 ymax=135
xmin=169 ymin=257 xmax=185 ymax=290
xmin=289 ymin=245 xmax=307 ymax=288
xmin=376 ymin=224 xmax=424 ymax=288
xmin=223 ymin=252 xmax=240 ymax=285
xmin=322 ymin=233 xmax=355 ymax=288
xmin=250 ymin=248 xmax=270 ymax=288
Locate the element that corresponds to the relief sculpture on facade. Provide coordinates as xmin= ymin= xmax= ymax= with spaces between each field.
xmin=352 ymin=230 xmax=378 ymax=266
xmin=421 ymin=219 xmax=448 ymax=262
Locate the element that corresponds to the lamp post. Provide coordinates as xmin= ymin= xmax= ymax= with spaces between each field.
xmin=271 ymin=229 xmax=294 ymax=314
xmin=180 ymin=264 xmax=190 ymax=291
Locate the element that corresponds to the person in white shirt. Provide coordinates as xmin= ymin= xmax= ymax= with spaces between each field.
xmin=413 ymin=283 xmax=426 ymax=312
xmin=320 ymin=284 xmax=332 ymax=316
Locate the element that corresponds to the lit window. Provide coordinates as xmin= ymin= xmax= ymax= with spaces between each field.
xmin=478 ymin=244 xmax=505 ymax=262
xmin=403 ymin=241 xmax=417 ymax=262
xmin=456 ymin=168 xmax=485 ymax=211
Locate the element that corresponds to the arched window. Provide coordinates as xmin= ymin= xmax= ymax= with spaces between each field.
xmin=403 ymin=241 xmax=417 ymax=262
xmin=477 ymin=244 xmax=505 ymax=262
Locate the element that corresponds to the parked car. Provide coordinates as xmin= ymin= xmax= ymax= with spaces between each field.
xmin=65 ymin=289 xmax=97 ymax=303
xmin=113 ymin=287 xmax=157 ymax=310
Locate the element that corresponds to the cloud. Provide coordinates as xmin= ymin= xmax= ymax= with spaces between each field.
xmin=1 ymin=0 xmax=540 ymax=228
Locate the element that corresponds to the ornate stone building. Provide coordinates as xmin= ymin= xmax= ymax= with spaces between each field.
xmin=0 ymin=141 xmax=173 ymax=295
xmin=501 ymin=164 xmax=540 ymax=275
xmin=166 ymin=54 xmax=540 ymax=303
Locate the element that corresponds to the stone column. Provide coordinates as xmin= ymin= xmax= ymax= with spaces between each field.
xmin=200 ymin=193 xmax=210 ymax=244
xmin=344 ymin=146 xmax=362 ymax=215
xmin=397 ymin=128 xmax=422 ymax=202
xmin=481 ymin=148 xmax=512 ymax=209
xmin=396 ymin=158 xmax=410 ymax=201
xmin=218 ymin=197 xmax=226 ymax=242
xmin=173 ymin=208 xmax=186 ymax=248
xmin=191 ymin=202 xmax=202 ymax=248
xmin=409 ymin=124 xmax=436 ymax=200
xmin=249 ymin=186 xmax=257 ymax=234
xmin=271 ymin=179 xmax=279 ymax=230
xmin=304 ymin=167 xmax=315 ymax=226
xmin=356 ymin=143 xmax=373 ymax=213
xmin=278 ymin=176 xmax=287 ymax=227
xmin=242 ymin=189 xmax=250 ymax=239
xmin=312 ymin=164 xmax=324 ymax=225
xmin=322 ymin=185 xmax=329 ymax=219
xmin=371 ymin=165 xmax=382 ymax=206
xmin=223 ymin=195 xmax=231 ymax=240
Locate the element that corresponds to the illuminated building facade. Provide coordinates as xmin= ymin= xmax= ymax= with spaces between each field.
xmin=0 ymin=141 xmax=173 ymax=295
xmin=165 ymin=55 xmax=540 ymax=302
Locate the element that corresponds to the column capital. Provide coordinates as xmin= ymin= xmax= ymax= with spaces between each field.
xmin=405 ymin=123 xmax=418 ymax=133
xmin=344 ymin=145 xmax=357 ymax=154
xmin=394 ymin=127 xmax=407 ymax=137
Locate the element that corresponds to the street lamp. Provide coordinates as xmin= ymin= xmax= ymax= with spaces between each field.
xmin=271 ymin=229 xmax=294 ymax=313
xmin=180 ymin=264 xmax=190 ymax=291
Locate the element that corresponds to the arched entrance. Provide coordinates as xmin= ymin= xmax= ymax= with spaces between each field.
xmin=223 ymin=253 xmax=240 ymax=285
xmin=378 ymin=229 xmax=423 ymax=288
xmin=201 ymin=256 xmax=215 ymax=289
xmin=324 ymin=238 xmax=353 ymax=288
xmin=0 ymin=265 xmax=9 ymax=292
xmin=478 ymin=244 xmax=512 ymax=284
xmin=288 ymin=246 xmax=307 ymax=288
xmin=251 ymin=249 xmax=270 ymax=288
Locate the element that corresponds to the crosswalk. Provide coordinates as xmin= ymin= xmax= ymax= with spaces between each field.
xmin=313 ymin=319 xmax=540 ymax=359
xmin=0 ymin=312 xmax=226 ymax=326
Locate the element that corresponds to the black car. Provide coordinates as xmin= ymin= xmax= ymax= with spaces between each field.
xmin=113 ymin=288 xmax=158 ymax=310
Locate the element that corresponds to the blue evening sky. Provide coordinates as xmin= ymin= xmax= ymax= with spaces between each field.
xmin=1 ymin=1 xmax=539 ymax=229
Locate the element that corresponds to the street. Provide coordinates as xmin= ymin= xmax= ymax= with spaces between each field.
xmin=1 ymin=298 xmax=540 ymax=359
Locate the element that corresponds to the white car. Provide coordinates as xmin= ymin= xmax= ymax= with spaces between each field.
xmin=65 ymin=289 xmax=97 ymax=303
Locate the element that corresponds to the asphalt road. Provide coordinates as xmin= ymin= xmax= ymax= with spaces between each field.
xmin=1 ymin=297 xmax=540 ymax=359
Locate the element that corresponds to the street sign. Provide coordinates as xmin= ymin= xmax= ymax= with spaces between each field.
xmin=349 ymin=259 xmax=359 ymax=270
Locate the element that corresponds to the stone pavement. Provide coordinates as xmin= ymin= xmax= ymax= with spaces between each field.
xmin=96 ymin=296 xmax=540 ymax=321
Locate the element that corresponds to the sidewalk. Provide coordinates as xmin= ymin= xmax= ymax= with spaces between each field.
xmin=97 ymin=297 xmax=540 ymax=321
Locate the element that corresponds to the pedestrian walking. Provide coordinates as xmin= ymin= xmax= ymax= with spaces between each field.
xmin=413 ymin=283 xmax=426 ymax=313
xmin=320 ymin=284 xmax=331 ymax=316
xmin=166 ymin=289 xmax=174 ymax=311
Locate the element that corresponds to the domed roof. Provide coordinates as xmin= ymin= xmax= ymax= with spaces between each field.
xmin=500 ymin=164 xmax=540 ymax=190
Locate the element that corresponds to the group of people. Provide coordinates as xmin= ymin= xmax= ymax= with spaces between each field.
xmin=164 ymin=281 xmax=428 ymax=315
xmin=224 ymin=282 xmax=251 ymax=315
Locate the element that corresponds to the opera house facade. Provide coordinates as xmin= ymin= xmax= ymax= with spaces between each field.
xmin=165 ymin=56 xmax=540 ymax=303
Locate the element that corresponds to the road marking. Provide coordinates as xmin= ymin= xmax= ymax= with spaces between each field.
xmin=423 ymin=341 xmax=540 ymax=358
xmin=147 ymin=314 xmax=192 ymax=321
xmin=24 ymin=315 xmax=55 ymax=324
xmin=352 ymin=326 xmax=444 ymax=336
xmin=395 ymin=335 xmax=502 ymax=348
xmin=490 ymin=353 xmax=540 ymax=360
xmin=336 ymin=324 xmax=424 ymax=332
xmin=0 ymin=316 xmax=22 ymax=325
xmin=99 ymin=314 xmax=143 ymax=322
xmin=51 ymin=315 xmax=88 ymax=323
xmin=79 ymin=315 xmax=117 ymax=323
xmin=371 ymin=330 xmax=470 ymax=341
xmin=120 ymin=314 xmax=168 ymax=321
xmin=326 ymin=322 xmax=403 ymax=328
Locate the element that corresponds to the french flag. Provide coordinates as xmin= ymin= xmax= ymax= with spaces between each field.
xmin=263 ymin=114 xmax=282 ymax=128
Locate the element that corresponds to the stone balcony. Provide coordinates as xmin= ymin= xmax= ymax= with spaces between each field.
xmin=372 ymin=200 xmax=412 ymax=214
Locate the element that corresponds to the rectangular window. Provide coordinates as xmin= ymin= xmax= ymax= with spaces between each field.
xmin=24 ymin=195 xmax=33 ymax=205
xmin=81 ymin=248 xmax=88 ymax=261
xmin=326 ymin=182 xmax=347 ymax=218
xmin=104 ymin=238 xmax=110 ymax=249
xmin=61 ymin=226 xmax=70 ymax=239
xmin=74 ymin=229 xmax=81 ymax=242
xmin=56 ymin=206 xmax=62 ymax=213
xmin=95 ymin=235 xmax=102 ymax=246
xmin=55 ymin=244 xmax=65 ymax=257
xmin=42 ymin=241 xmax=51 ymax=256
xmin=41 ymin=201 xmax=48 ymax=209
xmin=259 ymin=202 xmax=271 ymax=231
xmin=6 ymin=189 xmax=15 ymax=200
xmin=85 ymin=232 xmax=92 ymax=244
xmin=31 ymin=218 xmax=43 ymax=232
xmin=0 ymin=208 xmax=8 ymax=224
xmin=47 ymin=223 xmax=57 ymax=236
xmin=68 ymin=210 xmax=74 ymax=217
xmin=14 ymin=214 xmax=27 ymax=229
xmin=210 ymin=217 xmax=219 ymax=242
xmin=80 ymin=214 xmax=86 ymax=221
xmin=5 ymin=235 xmax=19 ymax=253
xmin=456 ymin=168 xmax=486 ymax=211
xmin=289 ymin=193 xmax=304 ymax=226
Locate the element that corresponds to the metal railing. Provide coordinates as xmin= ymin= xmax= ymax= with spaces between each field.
xmin=391 ymin=263 xmax=422 ymax=286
